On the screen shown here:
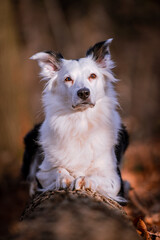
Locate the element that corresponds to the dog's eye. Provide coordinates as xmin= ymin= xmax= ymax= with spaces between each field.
xmin=65 ymin=77 xmax=73 ymax=82
xmin=89 ymin=73 xmax=97 ymax=80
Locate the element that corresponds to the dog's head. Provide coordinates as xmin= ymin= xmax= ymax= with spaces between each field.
xmin=31 ymin=39 xmax=116 ymax=112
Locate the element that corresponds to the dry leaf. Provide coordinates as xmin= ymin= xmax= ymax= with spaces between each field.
xmin=145 ymin=213 xmax=160 ymax=225
xmin=136 ymin=219 xmax=152 ymax=240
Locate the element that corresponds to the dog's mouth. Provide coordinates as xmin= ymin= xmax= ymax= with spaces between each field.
xmin=72 ymin=102 xmax=95 ymax=110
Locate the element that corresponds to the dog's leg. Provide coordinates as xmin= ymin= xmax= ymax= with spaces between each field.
xmin=36 ymin=167 xmax=75 ymax=191
xmin=75 ymin=176 xmax=98 ymax=191
xmin=74 ymin=170 xmax=121 ymax=199
xmin=74 ymin=173 xmax=126 ymax=203
xmin=74 ymin=149 xmax=125 ymax=202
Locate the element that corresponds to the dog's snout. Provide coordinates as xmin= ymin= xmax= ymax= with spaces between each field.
xmin=77 ymin=88 xmax=90 ymax=100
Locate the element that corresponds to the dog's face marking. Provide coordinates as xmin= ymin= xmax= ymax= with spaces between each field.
xmin=31 ymin=39 xmax=116 ymax=111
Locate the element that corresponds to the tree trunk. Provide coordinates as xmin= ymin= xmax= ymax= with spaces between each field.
xmin=11 ymin=190 xmax=140 ymax=240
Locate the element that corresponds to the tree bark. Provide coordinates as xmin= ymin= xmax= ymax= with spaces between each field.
xmin=11 ymin=190 xmax=140 ymax=240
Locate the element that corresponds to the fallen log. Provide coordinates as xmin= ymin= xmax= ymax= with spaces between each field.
xmin=10 ymin=190 xmax=141 ymax=240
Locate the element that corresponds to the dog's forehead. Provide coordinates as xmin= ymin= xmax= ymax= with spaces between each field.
xmin=61 ymin=57 xmax=97 ymax=74
xmin=78 ymin=57 xmax=96 ymax=68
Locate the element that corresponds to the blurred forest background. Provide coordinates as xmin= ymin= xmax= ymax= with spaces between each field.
xmin=0 ymin=0 xmax=160 ymax=238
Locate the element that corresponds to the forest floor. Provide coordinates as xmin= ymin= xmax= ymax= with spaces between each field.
xmin=0 ymin=140 xmax=160 ymax=239
xmin=123 ymin=141 xmax=160 ymax=240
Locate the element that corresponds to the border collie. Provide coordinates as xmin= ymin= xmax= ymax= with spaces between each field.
xmin=22 ymin=39 xmax=129 ymax=203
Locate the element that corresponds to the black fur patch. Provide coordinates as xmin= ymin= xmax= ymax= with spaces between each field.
xmin=45 ymin=51 xmax=64 ymax=60
xmin=115 ymin=124 xmax=129 ymax=202
xmin=86 ymin=41 xmax=109 ymax=62
xmin=43 ymin=51 xmax=63 ymax=71
xmin=21 ymin=123 xmax=42 ymax=180
xmin=115 ymin=124 xmax=129 ymax=165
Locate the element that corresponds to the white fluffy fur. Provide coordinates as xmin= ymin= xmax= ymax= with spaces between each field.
xmin=31 ymin=40 xmax=123 ymax=201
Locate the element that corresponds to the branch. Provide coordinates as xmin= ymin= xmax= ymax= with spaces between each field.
xmin=10 ymin=190 xmax=141 ymax=240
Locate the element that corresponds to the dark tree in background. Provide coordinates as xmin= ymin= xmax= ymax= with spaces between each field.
xmin=0 ymin=0 xmax=159 ymax=237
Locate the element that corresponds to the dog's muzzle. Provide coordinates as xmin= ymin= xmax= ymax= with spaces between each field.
xmin=72 ymin=88 xmax=95 ymax=110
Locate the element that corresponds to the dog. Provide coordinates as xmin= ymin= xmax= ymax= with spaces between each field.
xmin=22 ymin=39 xmax=129 ymax=203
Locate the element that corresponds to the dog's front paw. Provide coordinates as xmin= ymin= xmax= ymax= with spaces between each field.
xmin=74 ymin=176 xmax=97 ymax=191
xmin=55 ymin=174 xmax=75 ymax=190
xmin=37 ymin=167 xmax=75 ymax=191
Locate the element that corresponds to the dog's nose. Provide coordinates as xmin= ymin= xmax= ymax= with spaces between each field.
xmin=77 ymin=88 xmax=90 ymax=100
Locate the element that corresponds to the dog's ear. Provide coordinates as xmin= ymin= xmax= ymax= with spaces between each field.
xmin=86 ymin=39 xmax=113 ymax=68
xmin=30 ymin=51 xmax=63 ymax=79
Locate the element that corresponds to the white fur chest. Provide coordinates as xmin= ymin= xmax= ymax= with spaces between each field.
xmin=39 ymin=100 xmax=120 ymax=176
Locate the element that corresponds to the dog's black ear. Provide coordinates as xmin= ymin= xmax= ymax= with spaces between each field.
xmin=30 ymin=51 xmax=63 ymax=79
xmin=86 ymin=39 xmax=113 ymax=67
